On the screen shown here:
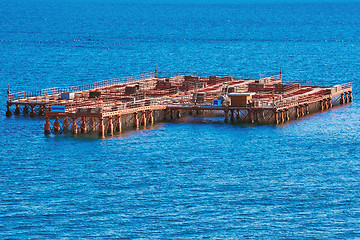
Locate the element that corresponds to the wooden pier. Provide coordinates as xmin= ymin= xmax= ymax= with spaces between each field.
xmin=6 ymin=71 xmax=353 ymax=137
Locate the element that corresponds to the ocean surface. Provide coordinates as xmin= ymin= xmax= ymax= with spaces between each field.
xmin=1 ymin=1 xmax=360 ymax=238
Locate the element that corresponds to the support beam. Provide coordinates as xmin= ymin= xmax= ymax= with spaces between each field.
xmin=108 ymin=116 xmax=114 ymax=135
xmin=257 ymin=110 xmax=261 ymax=123
xmin=23 ymin=104 xmax=29 ymax=114
xmin=134 ymin=112 xmax=139 ymax=129
xmin=54 ymin=116 xmax=60 ymax=132
xmin=224 ymin=108 xmax=229 ymax=123
xmin=44 ymin=118 xmax=51 ymax=135
xmin=89 ymin=117 xmax=96 ymax=132
xmin=14 ymin=104 xmax=20 ymax=115
xmin=230 ymin=109 xmax=235 ymax=123
xmin=345 ymin=92 xmax=349 ymax=103
xmin=63 ymin=117 xmax=69 ymax=132
xmin=280 ymin=110 xmax=284 ymax=123
xmin=148 ymin=111 xmax=154 ymax=125
xmin=116 ymin=115 xmax=122 ymax=132
xmin=81 ymin=117 xmax=87 ymax=133
xmin=72 ymin=117 xmax=78 ymax=135
xmin=249 ymin=109 xmax=254 ymax=123
xmin=141 ymin=111 xmax=147 ymax=127
xmin=170 ymin=109 xmax=174 ymax=119
xmin=30 ymin=105 xmax=35 ymax=117
xmin=328 ymin=98 xmax=332 ymax=108
xmin=38 ymin=105 xmax=44 ymax=116
xmin=163 ymin=109 xmax=168 ymax=121
xmin=285 ymin=109 xmax=289 ymax=122
xmin=349 ymin=91 xmax=353 ymax=103
xmin=98 ymin=117 xmax=104 ymax=138
xmin=274 ymin=110 xmax=279 ymax=124
xmin=320 ymin=100 xmax=324 ymax=111
xmin=6 ymin=105 xmax=12 ymax=117
xmin=305 ymin=104 xmax=309 ymax=114
xmin=295 ymin=106 xmax=299 ymax=118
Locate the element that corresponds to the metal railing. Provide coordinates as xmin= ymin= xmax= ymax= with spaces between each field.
xmin=7 ymin=72 xmax=155 ymax=102
xmin=156 ymin=72 xmax=280 ymax=80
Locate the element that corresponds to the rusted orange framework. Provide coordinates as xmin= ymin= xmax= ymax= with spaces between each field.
xmin=5 ymin=71 xmax=353 ymax=137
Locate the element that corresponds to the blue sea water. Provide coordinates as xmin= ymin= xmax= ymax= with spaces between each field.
xmin=1 ymin=1 xmax=360 ymax=238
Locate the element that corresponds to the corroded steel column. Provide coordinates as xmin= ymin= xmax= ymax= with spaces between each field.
xmin=63 ymin=117 xmax=69 ymax=132
xmin=38 ymin=105 xmax=44 ymax=116
xmin=108 ymin=116 xmax=114 ymax=135
xmin=134 ymin=112 xmax=139 ymax=129
xmin=98 ymin=117 xmax=104 ymax=137
xmin=249 ymin=109 xmax=254 ymax=123
xmin=170 ymin=109 xmax=174 ymax=119
xmin=224 ymin=108 xmax=229 ymax=123
xmin=328 ymin=98 xmax=332 ymax=108
xmin=285 ymin=109 xmax=289 ymax=122
xmin=89 ymin=117 xmax=96 ymax=132
xmin=44 ymin=118 xmax=51 ymax=135
xmin=6 ymin=104 xmax=12 ymax=117
xmin=257 ymin=110 xmax=261 ymax=123
xmin=349 ymin=91 xmax=353 ymax=103
xmin=230 ymin=109 xmax=235 ymax=123
xmin=274 ymin=110 xmax=279 ymax=124
xmin=116 ymin=115 xmax=122 ymax=132
xmin=14 ymin=104 xmax=20 ymax=115
xmin=305 ymin=104 xmax=309 ymax=114
xmin=320 ymin=100 xmax=324 ymax=111
xmin=345 ymin=92 xmax=349 ymax=103
xmin=163 ymin=109 xmax=168 ymax=121
xmin=23 ymin=104 xmax=29 ymax=114
xmin=81 ymin=117 xmax=87 ymax=133
xmin=141 ymin=111 xmax=147 ymax=127
xmin=149 ymin=111 xmax=154 ymax=125
xmin=54 ymin=116 xmax=60 ymax=132
xmin=72 ymin=117 xmax=78 ymax=135
xmin=295 ymin=106 xmax=299 ymax=118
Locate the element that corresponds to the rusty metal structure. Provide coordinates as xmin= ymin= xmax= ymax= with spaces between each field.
xmin=6 ymin=70 xmax=353 ymax=137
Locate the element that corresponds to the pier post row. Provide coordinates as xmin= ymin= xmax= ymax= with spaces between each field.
xmin=5 ymin=71 xmax=353 ymax=137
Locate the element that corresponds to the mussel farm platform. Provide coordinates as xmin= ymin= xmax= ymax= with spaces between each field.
xmin=6 ymin=72 xmax=353 ymax=137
